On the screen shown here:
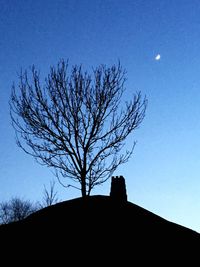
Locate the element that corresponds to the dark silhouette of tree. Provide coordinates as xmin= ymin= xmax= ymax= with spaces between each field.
xmin=40 ymin=180 xmax=59 ymax=207
xmin=10 ymin=60 xmax=147 ymax=197
xmin=0 ymin=183 xmax=59 ymax=224
xmin=0 ymin=197 xmax=37 ymax=224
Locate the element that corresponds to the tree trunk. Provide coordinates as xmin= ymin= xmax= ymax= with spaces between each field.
xmin=81 ymin=154 xmax=87 ymax=197
xmin=81 ymin=176 xmax=87 ymax=197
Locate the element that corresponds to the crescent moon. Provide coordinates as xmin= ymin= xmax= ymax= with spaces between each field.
xmin=155 ymin=54 xmax=161 ymax=60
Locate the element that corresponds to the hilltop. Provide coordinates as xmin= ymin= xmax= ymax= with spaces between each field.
xmin=1 ymin=176 xmax=199 ymax=264
xmin=0 ymin=195 xmax=199 ymax=263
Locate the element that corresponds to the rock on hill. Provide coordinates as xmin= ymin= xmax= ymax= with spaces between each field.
xmin=0 ymin=195 xmax=200 ymax=263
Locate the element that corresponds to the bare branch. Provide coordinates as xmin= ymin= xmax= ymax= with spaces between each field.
xmin=0 ymin=197 xmax=37 ymax=224
xmin=10 ymin=60 xmax=147 ymax=197
xmin=40 ymin=180 xmax=59 ymax=207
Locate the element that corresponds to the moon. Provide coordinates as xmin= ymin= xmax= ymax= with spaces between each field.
xmin=155 ymin=54 xmax=161 ymax=61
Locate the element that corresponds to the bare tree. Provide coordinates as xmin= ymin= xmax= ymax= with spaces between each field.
xmin=0 ymin=202 xmax=10 ymax=224
xmin=10 ymin=60 xmax=147 ymax=197
xmin=0 ymin=197 xmax=37 ymax=224
xmin=40 ymin=180 xmax=59 ymax=207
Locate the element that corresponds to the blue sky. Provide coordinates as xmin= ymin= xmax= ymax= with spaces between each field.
xmin=1 ymin=0 xmax=200 ymax=232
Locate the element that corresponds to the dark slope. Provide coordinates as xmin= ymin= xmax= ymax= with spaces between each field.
xmin=1 ymin=195 xmax=200 ymax=263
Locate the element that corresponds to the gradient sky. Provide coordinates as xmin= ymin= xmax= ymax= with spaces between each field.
xmin=1 ymin=0 xmax=200 ymax=232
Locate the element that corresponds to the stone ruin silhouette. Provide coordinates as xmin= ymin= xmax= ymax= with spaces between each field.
xmin=110 ymin=176 xmax=127 ymax=201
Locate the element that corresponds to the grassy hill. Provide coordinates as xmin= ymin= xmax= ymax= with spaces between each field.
xmin=1 ymin=195 xmax=199 ymax=263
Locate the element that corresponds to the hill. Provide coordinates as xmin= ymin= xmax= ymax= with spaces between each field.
xmin=0 ymin=195 xmax=200 ymax=264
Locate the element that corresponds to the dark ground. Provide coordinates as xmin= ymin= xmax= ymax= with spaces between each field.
xmin=1 ymin=195 xmax=199 ymax=264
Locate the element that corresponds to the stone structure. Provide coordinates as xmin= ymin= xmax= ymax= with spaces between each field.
xmin=110 ymin=176 xmax=127 ymax=201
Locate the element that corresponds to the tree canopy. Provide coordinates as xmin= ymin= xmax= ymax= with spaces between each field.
xmin=10 ymin=60 xmax=147 ymax=196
